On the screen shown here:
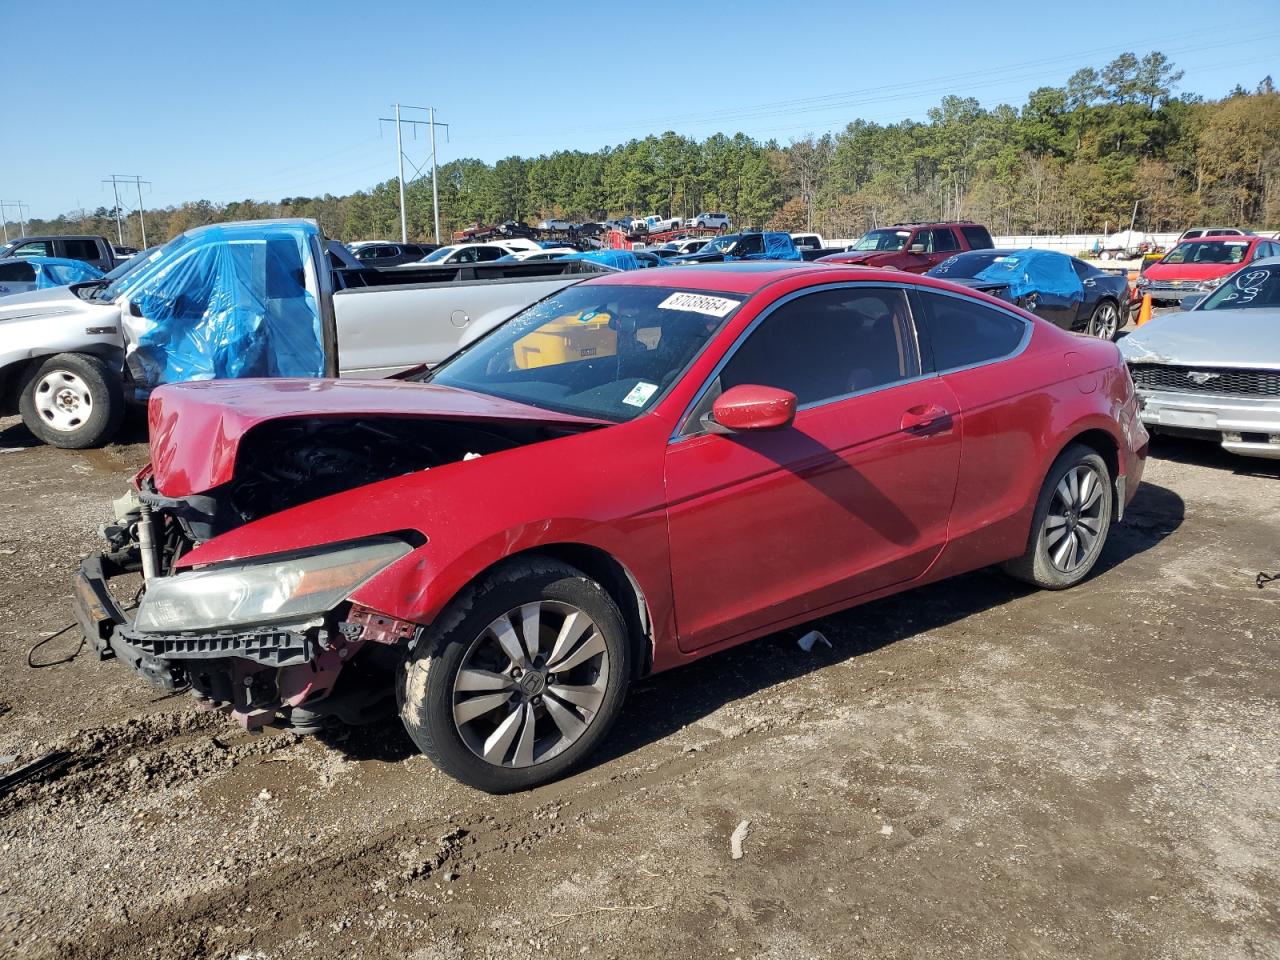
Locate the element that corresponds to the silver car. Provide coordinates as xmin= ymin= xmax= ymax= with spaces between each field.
xmin=1119 ymin=257 xmax=1280 ymax=460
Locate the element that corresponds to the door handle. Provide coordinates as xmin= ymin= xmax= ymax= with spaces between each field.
xmin=900 ymin=403 xmax=951 ymax=432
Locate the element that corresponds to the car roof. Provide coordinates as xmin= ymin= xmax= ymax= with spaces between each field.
xmin=1175 ymin=236 xmax=1257 ymax=245
xmin=581 ymin=261 xmax=913 ymax=295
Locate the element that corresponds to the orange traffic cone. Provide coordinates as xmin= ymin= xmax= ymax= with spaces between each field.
xmin=1135 ymin=293 xmax=1153 ymax=327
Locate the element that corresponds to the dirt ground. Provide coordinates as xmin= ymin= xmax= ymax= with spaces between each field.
xmin=0 ymin=404 xmax=1277 ymax=960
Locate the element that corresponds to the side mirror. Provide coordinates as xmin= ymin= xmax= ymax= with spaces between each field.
xmin=909 ymin=243 xmax=925 ymax=255
xmin=1180 ymin=293 xmax=1205 ymax=311
xmin=705 ymin=384 xmax=797 ymax=433
xmin=127 ymin=300 xmax=142 ymax=318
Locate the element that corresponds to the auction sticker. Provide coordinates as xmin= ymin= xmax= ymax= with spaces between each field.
xmin=657 ymin=292 xmax=739 ymax=317
xmin=622 ymin=381 xmax=659 ymax=407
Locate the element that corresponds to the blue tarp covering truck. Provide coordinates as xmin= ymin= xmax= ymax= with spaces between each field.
xmin=0 ymin=219 xmax=608 ymax=448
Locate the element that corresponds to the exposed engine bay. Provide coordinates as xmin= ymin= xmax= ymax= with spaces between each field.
xmin=108 ymin=415 xmax=584 ymax=551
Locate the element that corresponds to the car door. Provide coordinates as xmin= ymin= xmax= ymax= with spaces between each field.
xmin=61 ymin=237 xmax=109 ymax=270
xmin=664 ymin=284 xmax=962 ymax=652
xmin=928 ymin=227 xmax=962 ymax=271
xmin=9 ymin=240 xmax=53 ymax=259
xmin=910 ymin=288 xmax=1037 ymax=567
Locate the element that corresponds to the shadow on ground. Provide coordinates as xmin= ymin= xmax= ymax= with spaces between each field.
xmin=327 ymin=480 xmax=1186 ymax=776
xmin=1147 ymin=434 xmax=1280 ymax=479
xmin=0 ymin=407 xmax=149 ymax=450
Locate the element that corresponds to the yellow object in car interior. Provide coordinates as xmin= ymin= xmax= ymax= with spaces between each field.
xmin=515 ymin=311 xmax=617 ymax=369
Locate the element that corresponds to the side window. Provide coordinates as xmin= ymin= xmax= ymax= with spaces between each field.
xmin=933 ymin=228 xmax=961 ymax=253
xmin=12 ymin=240 xmax=53 ymax=258
xmin=961 ymin=226 xmax=994 ymax=249
xmin=910 ymin=231 xmax=932 ymax=254
xmin=476 ymin=246 xmax=505 ymax=262
xmin=735 ymin=235 xmax=764 ymax=256
xmin=0 ymin=261 xmax=36 ymax=282
xmin=62 ymin=238 xmax=101 ymax=261
xmin=717 ymin=287 xmax=920 ymax=407
xmin=455 ymin=247 xmax=480 ymax=263
xmin=917 ymin=290 xmax=1027 ymax=372
xmin=1070 ymin=258 xmax=1092 ymax=280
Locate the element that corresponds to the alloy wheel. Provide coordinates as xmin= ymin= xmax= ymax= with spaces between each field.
xmin=452 ymin=600 xmax=610 ymax=768
xmin=33 ymin=370 xmax=93 ymax=432
xmin=1092 ymin=302 xmax=1119 ymax=339
xmin=1043 ymin=464 xmax=1106 ymax=573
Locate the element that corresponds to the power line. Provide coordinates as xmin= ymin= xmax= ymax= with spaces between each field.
xmin=102 ymin=175 xmax=151 ymax=247
xmin=379 ymin=104 xmax=449 ymax=243
xmin=462 ymin=27 xmax=1280 ymax=143
xmin=0 ymin=201 xmax=29 ymax=242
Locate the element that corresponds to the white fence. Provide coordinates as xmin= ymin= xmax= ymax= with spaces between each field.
xmin=992 ymin=234 xmax=1182 ymax=253
xmin=993 ymin=231 xmax=1280 ymax=253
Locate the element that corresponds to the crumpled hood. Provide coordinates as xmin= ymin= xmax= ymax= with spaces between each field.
xmin=1118 ymin=308 xmax=1280 ymax=369
xmin=148 ymin=377 xmax=608 ymax=497
xmin=0 ymin=284 xmax=86 ymax=322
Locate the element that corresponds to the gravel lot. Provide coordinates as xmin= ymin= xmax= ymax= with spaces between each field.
xmin=0 ymin=406 xmax=1276 ymax=960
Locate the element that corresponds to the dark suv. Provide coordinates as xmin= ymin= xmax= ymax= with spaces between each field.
xmin=819 ymin=221 xmax=994 ymax=273
xmin=352 ymin=242 xmax=439 ymax=267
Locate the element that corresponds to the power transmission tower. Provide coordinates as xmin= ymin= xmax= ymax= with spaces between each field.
xmin=378 ymin=105 xmax=449 ymax=243
xmin=102 ymin=175 xmax=151 ymax=247
xmin=0 ymin=200 xmax=29 ymax=241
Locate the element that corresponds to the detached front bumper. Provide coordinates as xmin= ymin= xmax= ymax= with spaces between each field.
xmin=1136 ymin=389 xmax=1280 ymax=459
xmin=72 ymin=552 xmax=419 ymax=728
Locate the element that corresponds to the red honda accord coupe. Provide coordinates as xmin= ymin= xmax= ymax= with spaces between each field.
xmin=75 ymin=263 xmax=1148 ymax=791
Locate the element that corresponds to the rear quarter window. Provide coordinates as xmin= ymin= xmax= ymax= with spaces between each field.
xmin=961 ymin=226 xmax=994 ymax=250
xmin=62 ymin=238 xmax=102 ymax=260
xmin=916 ymin=289 xmax=1027 ymax=371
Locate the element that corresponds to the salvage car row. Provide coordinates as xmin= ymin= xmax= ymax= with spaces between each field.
xmin=73 ymin=257 xmax=1149 ymax=792
xmin=0 ymin=214 xmax=1272 ymax=795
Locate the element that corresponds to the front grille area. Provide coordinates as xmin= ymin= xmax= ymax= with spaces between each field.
xmin=1130 ymin=364 xmax=1280 ymax=398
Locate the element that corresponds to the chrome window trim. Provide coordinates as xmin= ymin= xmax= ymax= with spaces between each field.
xmin=912 ymin=285 xmax=1033 ymax=377
xmin=670 ymin=281 xmax=928 ymax=443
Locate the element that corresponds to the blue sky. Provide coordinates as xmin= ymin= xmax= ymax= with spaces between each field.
xmin=5 ymin=0 xmax=1278 ymax=219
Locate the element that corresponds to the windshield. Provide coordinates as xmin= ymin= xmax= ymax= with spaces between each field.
xmin=851 ymin=229 xmax=910 ymax=252
xmin=421 ymin=284 xmax=743 ymax=421
xmin=927 ymin=251 xmax=1004 ymax=279
xmin=422 ymin=246 xmax=457 ymax=263
xmin=1160 ymin=240 xmax=1251 ymax=266
xmin=1199 ymin=265 xmax=1280 ymax=310
xmin=92 ymin=235 xmax=190 ymax=302
xmin=699 ymin=234 xmax=741 ymax=255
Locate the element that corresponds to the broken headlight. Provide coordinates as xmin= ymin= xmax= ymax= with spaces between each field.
xmin=133 ymin=536 xmax=412 ymax=634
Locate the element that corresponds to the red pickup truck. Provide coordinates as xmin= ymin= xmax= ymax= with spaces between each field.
xmin=818 ymin=221 xmax=995 ymax=273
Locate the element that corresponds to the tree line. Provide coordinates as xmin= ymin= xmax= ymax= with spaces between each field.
xmin=13 ymin=52 xmax=1279 ymax=249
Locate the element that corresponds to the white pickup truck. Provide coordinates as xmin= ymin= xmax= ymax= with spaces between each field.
xmin=0 ymin=219 xmax=604 ymax=448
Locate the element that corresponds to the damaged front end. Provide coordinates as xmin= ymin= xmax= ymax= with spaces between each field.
xmin=73 ymin=490 xmax=423 ymax=730
xmin=70 ymin=379 xmax=605 ymax=731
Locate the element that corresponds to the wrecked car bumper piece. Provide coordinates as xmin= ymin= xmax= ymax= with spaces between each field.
xmin=72 ymin=551 xmax=422 ymax=730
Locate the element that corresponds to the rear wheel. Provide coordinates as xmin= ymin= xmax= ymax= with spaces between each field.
xmin=1088 ymin=299 xmax=1121 ymax=340
xmin=398 ymin=558 xmax=631 ymax=792
xmin=1002 ymin=443 xmax=1113 ymax=589
xmin=17 ymin=353 xmax=124 ymax=449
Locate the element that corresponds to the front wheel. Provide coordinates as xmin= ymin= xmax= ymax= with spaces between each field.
xmin=398 ymin=558 xmax=631 ymax=793
xmin=17 ymin=353 xmax=125 ymax=449
xmin=1002 ymin=443 xmax=1113 ymax=589
xmin=1088 ymin=299 xmax=1121 ymax=341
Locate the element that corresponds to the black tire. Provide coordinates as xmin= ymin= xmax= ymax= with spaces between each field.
xmin=1087 ymin=298 xmax=1122 ymax=341
xmin=17 ymin=353 xmax=125 ymax=449
xmin=398 ymin=557 xmax=632 ymax=793
xmin=1001 ymin=443 xmax=1113 ymax=590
